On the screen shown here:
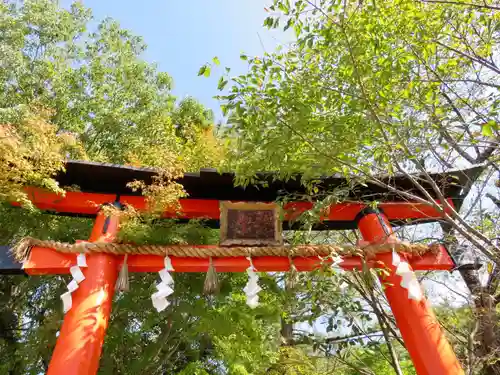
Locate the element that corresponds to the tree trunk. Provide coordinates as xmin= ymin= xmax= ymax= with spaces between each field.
xmin=280 ymin=275 xmax=294 ymax=346
xmin=280 ymin=319 xmax=294 ymax=346
xmin=441 ymin=224 xmax=500 ymax=375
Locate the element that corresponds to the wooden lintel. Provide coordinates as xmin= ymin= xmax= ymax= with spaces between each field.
xmin=22 ymin=245 xmax=454 ymax=275
xmin=14 ymin=187 xmax=454 ymax=230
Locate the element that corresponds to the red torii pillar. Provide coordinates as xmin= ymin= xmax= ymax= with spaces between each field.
xmin=47 ymin=209 xmax=120 ymax=375
xmin=357 ymin=207 xmax=463 ymax=375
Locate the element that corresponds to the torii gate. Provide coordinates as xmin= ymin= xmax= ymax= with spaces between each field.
xmin=2 ymin=161 xmax=477 ymax=375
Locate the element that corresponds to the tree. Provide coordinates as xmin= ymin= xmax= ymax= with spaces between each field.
xmin=172 ymin=97 xmax=215 ymax=140
xmin=2 ymin=0 xmax=496 ymax=374
xmin=216 ymin=0 xmax=500 ymax=373
xmin=0 ymin=1 xmax=266 ymax=374
xmin=0 ymin=106 xmax=80 ymax=207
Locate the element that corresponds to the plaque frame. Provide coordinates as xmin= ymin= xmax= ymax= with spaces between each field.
xmin=219 ymin=201 xmax=283 ymax=246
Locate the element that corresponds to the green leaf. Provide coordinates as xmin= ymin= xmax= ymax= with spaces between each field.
xmin=212 ymin=56 xmax=220 ymax=66
xmin=263 ymin=16 xmax=273 ymax=28
xmin=217 ymin=77 xmax=228 ymax=91
xmin=198 ymin=65 xmax=207 ymax=76
xmin=203 ymin=65 xmax=211 ymax=77
xmin=482 ymin=122 xmax=494 ymax=137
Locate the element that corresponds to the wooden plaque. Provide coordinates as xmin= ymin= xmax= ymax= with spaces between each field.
xmin=220 ymin=202 xmax=282 ymax=246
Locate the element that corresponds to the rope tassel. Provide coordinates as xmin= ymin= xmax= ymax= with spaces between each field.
xmin=115 ymin=254 xmax=129 ymax=292
xmin=287 ymin=258 xmax=298 ymax=290
xmin=203 ymin=257 xmax=219 ymax=295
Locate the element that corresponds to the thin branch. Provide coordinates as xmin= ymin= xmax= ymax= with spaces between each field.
xmin=436 ymin=41 xmax=500 ymax=75
xmin=441 ymin=79 xmax=500 ymax=90
xmin=486 ymin=193 xmax=500 ymax=209
xmin=421 ymin=0 xmax=500 ymax=11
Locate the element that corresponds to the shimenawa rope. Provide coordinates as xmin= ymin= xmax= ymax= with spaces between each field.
xmin=12 ymin=237 xmax=439 ymax=262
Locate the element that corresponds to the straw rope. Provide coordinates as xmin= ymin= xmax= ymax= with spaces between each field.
xmin=12 ymin=237 xmax=440 ymax=262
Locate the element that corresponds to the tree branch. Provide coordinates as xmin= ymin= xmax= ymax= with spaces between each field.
xmin=421 ymin=0 xmax=500 ymax=11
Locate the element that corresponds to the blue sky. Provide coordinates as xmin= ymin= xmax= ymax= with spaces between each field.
xmin=66 ymin=0 xmax=289 ymax=120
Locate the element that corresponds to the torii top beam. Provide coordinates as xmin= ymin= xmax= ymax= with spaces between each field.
xmin=19 ymin=160 xmax=478 ymax=229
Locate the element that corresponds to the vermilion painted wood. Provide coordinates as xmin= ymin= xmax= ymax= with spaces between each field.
xmin=13 ymin=187 xmax=116 ymax=215
xmin=358 ymin=212 xmax=463 ymax=375
xmin=47 ymin=213 xmax=120 ymax=375
xmin=17 ymin=184 xmax=462 ymax=375
xmin=17 ymin=187 xmax=453 ymax=221
xmin=23 ymin=244 xmax=454 ymax=275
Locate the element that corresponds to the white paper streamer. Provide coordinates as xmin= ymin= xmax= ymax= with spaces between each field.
xmin=159 ymin=269 xmax=174 ymax=285
xmin=331 ymin=255 xmax=343 ymax=268
xmin=61 ymin=258 xmax=88 ymax=313
xmin=77 ymin=253 xmax=87 ymax=268
xmin=243 ymin=277 xmax=262 ymax=295
xmin=392 ymin=251 xmax=401 ymax=267
xmin=152 ymin=296 xmax=170 ymax=312
xmin=404 ymin=278 xmax=420 ymax=300
xmin=395 ymin=261 xmax=411 ymax=275
xmin=61 ymin=291 xmax=72 ymax=313
xmin=70 ymin=266 xmax=85 ymax=283
xmin=391 ymin=251 xmax=423 ymax=301
xmin=154 ymin=284 xmax=174 ymax=299
xmin=247 ymin=257 xmax=255 ymax=270
xmin=164 ymin=255 xmax=174 ymax=271
xmin=67 ymin=280 xmax=79 ymax=293
xmin=246 ymin=294 xmax=259 ymax=309
xmin=151 ymin=256 xmax=175 ymax=312
xmin=244 ymin=258 xmax=261 ymax=308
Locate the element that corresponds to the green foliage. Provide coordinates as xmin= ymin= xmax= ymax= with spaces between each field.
xmin=219 ymin=0 xmax=499 ymax=182
xmin=266 ymin=347 xmax=328 ymax=375
xmin=198 ymin=65 xmax=211 ymax=77
xmin=338 ymin=345 xmax=416 ymax=375
xmin=0 ymin=0 xmax=220 ymax=183
xmin=117 ymin=219 xmax=219 ymax=246
xmin=99 ymin=271 xmax=282 ymax=374
xmin=1 ymin=0 xmax=495 ymax=374
xmin=0 ymin=107 xmax=76 ymax=207
xmin=172 ymin=97 xmax=215 ymax=141
xmin=0 ymin=1 xmax=241 ymax=374
xmin=211 ymin=0 xmax=500 ymax=372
